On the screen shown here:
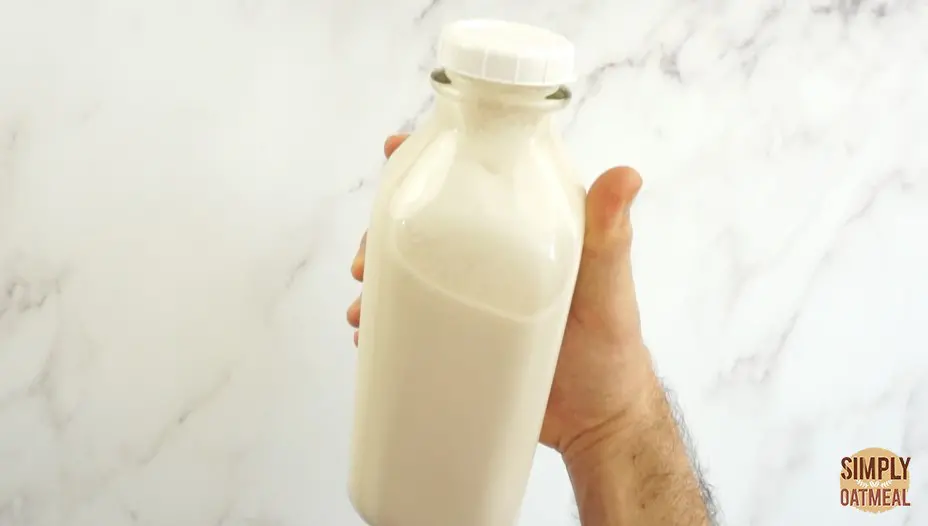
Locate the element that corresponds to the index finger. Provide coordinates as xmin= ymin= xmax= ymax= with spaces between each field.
xmin=351 ymin=231 xmax=367 ymax=281
xmin=384 ymin=135 xmax=408 ymax=158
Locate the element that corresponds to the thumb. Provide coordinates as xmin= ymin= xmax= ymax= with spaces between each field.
xmin=584 ymin=166 xmax=642 ymax=252
xmin=571 ymin=166 xmax=643 ymax=343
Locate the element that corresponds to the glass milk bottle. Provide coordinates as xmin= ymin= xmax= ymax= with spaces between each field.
xmin=349 ymin=19 xmax=585 ymax=526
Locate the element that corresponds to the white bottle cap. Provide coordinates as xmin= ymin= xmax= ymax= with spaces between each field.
xmin=437 ymin=20 xmax=575 ymax=87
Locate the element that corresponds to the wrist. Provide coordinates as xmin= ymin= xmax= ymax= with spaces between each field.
xmin=562 ymin=383 xmax=712 ymax=526
xmin=562 ymin=375 xmax=670 ymax=478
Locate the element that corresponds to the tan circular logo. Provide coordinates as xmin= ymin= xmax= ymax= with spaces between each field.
xmin=840 ymin=448 xmax=912 ymax=513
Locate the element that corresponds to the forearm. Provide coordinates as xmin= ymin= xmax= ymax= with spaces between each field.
xmin=564 ymin=379 xmax=714 ymax=526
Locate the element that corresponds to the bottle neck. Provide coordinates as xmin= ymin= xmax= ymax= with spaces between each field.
xmin=436 ymin=70 xmax=566 ymax=103
xmin=430 ymin=69 xmax=570 ymax=137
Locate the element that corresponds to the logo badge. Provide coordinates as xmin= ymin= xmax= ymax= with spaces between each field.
xmin=840 ymin=447 xmax=912 ymax=513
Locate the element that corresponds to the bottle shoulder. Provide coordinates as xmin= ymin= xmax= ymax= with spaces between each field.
xmin=369 ymin=126 xmax=584 ymax=319
xmin=381 ymin=125 xmax=585 ymax=229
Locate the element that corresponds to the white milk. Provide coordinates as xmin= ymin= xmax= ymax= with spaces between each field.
xmin=349 ymin=20 xmax=586 ymax=526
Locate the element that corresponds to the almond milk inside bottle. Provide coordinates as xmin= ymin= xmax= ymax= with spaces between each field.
xmin=348 ymin=19 xmax=586 ymax=526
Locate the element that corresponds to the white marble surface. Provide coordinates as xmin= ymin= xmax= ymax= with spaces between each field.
xmin=1 ymin=0 xmax=926 ymax=524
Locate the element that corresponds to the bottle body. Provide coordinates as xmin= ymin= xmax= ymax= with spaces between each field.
xmin=349 ymin=71 xmax=585 ymax=526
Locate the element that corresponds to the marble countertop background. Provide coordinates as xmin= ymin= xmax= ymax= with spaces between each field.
xmin=1 ymin=0 xmax=926 ymax=525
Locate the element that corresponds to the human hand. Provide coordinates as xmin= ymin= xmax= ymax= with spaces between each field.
xmin=346 ymin=134 xmax=660 ymax=464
